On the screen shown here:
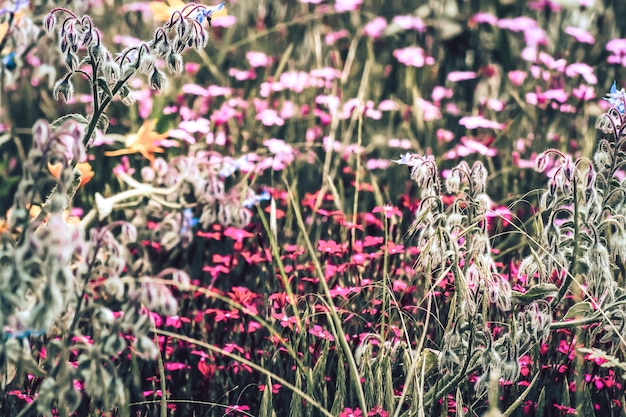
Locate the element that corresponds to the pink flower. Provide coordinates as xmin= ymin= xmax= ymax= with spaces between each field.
xmin=364 ymin=17 xmax=387 ymax=38
xmin=565 ymin=62 xmax=597 ymax=84
xmin=432 ymin=86 xmax=453 ymax=102
xmin=212 ymin=15 xmax=236 ymax=28
xmin=229 ymin=68 xmax=256 ymax=81
xmin=416 ymin=98 xmax=441 ymax=121
xmin=280 ymin=101 xmax=297 ymax=119
xmin=279 ymin=71 xmax=312 ymax=93
xmin=538 ymin=52 xmax=566 ymax=71
xmin=447 ymin=71 xmax=477 ymax=82
xmin=388 ymin=138 xmax=412 ymax=149
xmin=391 ymin=15 xmax=426 ymax=32
xmin=524 ymin=27 xmax=548 ymax=46
xmin=564 ymin=26 xmax=595 ymax=44
xmin=335 ymin=0 xmax=362 ymax=12
xmin=309 ymin=324 xmax=335 ymax=341
xmin=225 ymin=405 xmax=250 ymax=415
xmin=318 ymin=239 xmax=345 ymax=254
xmin=471 ymin=12 xmax=498 ymax=26
xmin=246 ymin=51 xmax=271 ymax=67
xmin=437 ymin=129 xmax=455 ymax=143
xmin=606 ymin=38 xmax=626 ymax=54
xmin=393 ymin=46 xmax=435 ymax=67
xmin=572 ymin=84 xmax=595 ymax=100
xmin=497 ymin=16 xmax=537 ymax=32
xmin=340 ymin=408 xmax=363 ymax=417
xmin=310 ymin=67 xmax=341 ymax=80
xmin=325 ymin=29 xmax=350 ymax=44
xmin=508 ymin=70 xmax=527 ymax=86
xmin=378 ymin=99 xmax=399 ymax=111
xmin=372 ymin=205 xmax=402 ymax=219
xmin=256 ymin=109 xmax=284 ymax=126
xmin=272 ymin=313 xmax=298 ymax=328
xmin=459 ymin=116 xmax=504 ymax=130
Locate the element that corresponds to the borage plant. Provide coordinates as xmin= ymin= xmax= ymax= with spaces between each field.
xmin=0 ymin=2 xmax=232 ymax=416
xmin=392 ymin=82 xmax=626 ymax=416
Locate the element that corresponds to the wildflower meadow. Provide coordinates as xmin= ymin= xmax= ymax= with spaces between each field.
xmin=3 ymin=0 xmax=626 ymax=416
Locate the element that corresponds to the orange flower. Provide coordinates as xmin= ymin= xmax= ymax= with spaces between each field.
xmin=47 ymin=161 xmax=94 ymax=187
xmin=150 ymin=0 xmax=186 ymax=22
xmin=104 ymin=119 xmax=168 ymax=162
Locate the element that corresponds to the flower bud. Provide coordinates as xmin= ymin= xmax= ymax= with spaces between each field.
xmin=166 ymin=53 xmax=183 ymax=74
xmin=534 ymin=152 xmax=548 ymax=172
xmin=52 ymin=75 xmax=74 ymax=102
xmin=138 ymin=53 xmax=156 ymax=74
xmin=149 ymin=69 xmax=167 ymax=92
xmin=44 ymin=13 xmax=57 ymax=33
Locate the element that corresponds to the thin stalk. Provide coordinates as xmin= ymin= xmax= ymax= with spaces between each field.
xmin=284 ymin=178 xmax=369 ymax=416
xmin=155 ymin=329 xmax=335 ymax=417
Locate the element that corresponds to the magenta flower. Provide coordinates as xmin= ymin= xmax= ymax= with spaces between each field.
xmin=225 ymin=404 xmax=251 ymax=415
xmin=340 ymin=408 xmax=363 ymax=417
xmin=364 ymin=17 xmax=387 ymax=38
xmin=393 ymin=46 xmax=435 ymax=68
xmin=318 ymin=239 xmax=345 ymax=254
xmin=272 ymin=313 xmax=298 ymax=328
xmin=309 ymin=324 xmax=335 ymax=341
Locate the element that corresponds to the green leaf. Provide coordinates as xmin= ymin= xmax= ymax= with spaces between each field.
xmin=416 ymin=348 xmax=439 ymax=377
xmin=511 ymin=283 xmax=558 ymax=305
xmin=96 ymin=77 xmax=113 ymax=99
xmin=563 ymin=301 xmax=593 ymax=319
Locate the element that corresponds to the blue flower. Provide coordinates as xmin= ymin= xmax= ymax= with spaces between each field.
xmin=0 ymin=0 xmax=29 ymax=16
xmin=243 ymin=190 xmax=271 ymax=208
xmin=180 ymin=208 xmax=198 ymax=235
xmin=604 ymin=81 xmax=625 ymax=114
xmin=195 ymin=1 xmax=225 ymax=25
xmin=2 ymin=328 xmax=45 ymax=341
xmin=2 ymin=51 xmax=16 ymax=71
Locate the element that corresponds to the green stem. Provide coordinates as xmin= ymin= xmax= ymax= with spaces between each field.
xmin=551 ymin=184 xmax=579 ymax=309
